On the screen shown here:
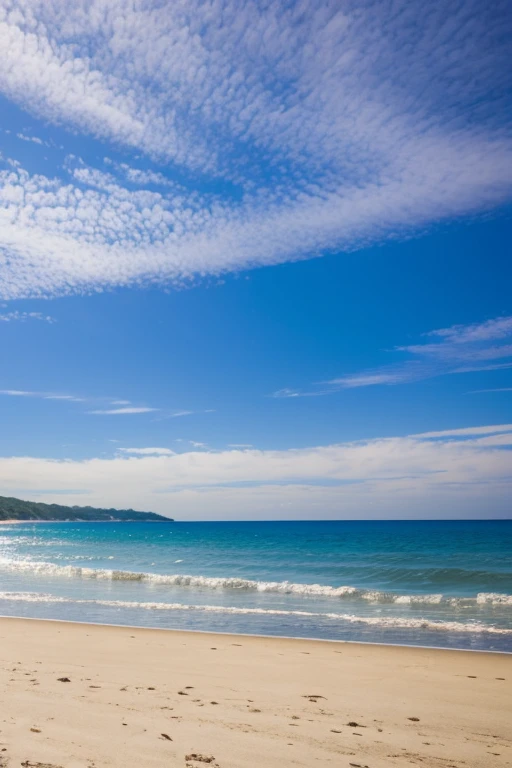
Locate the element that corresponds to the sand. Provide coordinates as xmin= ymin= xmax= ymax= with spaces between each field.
xmin=0 ymin=618 xmax=510 ymax=768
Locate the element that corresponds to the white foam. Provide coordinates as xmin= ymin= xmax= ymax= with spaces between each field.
xmin=0 ymin=558 xmax=510 ymax=606
xmin=0 ymin=591 xmax=510 ymax=634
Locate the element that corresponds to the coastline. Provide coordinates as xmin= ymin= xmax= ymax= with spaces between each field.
xmin=3 ymin=613 xmax=511 ymax=654
xmin=0 ymin=519 xmax=174 ymax=523
xmin=1 ymin=617 xmax=510 ymax=768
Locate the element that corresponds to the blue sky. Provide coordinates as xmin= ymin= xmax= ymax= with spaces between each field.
xmin=0 ymin=0 xmax=511 ymax=519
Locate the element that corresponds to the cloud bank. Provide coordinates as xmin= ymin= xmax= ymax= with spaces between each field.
xmin=1 ymin=425 xmax=511 ymax=520
xmin=0 ymin=0 xmax=511 ymax=298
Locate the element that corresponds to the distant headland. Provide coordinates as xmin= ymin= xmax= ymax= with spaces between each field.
xmin=0 ymin=495 xmax=172 ymax=522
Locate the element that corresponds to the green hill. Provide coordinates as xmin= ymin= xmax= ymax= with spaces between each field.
xmin=0 ymin=495 xmax=172 ymax=522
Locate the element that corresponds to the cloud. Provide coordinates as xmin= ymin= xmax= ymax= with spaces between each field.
xmin=88 ymin=407 xmax=159 ymax=415
xmin=0 ymin=389 xmax=84 ymax=402
xmin=469 ymin=388 xmax=512 ymax=394
xmin=0 ymin=387 xmax=193 ymax=417
xmin=413 ymin=424 xmax=512 ymax=438
xmin=0 ymin=424 xmax=510 ymax=519
xmin=275 ymin=316 xmax=512 ymax=396
xmin=0 ymin=389 xmax=33 ymax=397
xmin=0 ymin=311 xmax=56 ymax=323
xmin=228 ymin=444 xmax=253 ymax=449
xmin=103 ymin=158 xmax=182 ymax=190
xmin=16 ymin=132 xmax=44 ymax=146
xmin=272 ymin=388 xmax=302 ymax=399
xmin=119 ymin=447 xmax=175 ymax=455
xmin=0 ymin=0 xmax=511 ymax=299
xmin=154 ymin=409 xmax=213 ymax=420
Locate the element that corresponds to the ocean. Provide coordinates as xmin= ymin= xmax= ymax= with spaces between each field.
xmin=0 ymin=519 xmax=510 ymax=651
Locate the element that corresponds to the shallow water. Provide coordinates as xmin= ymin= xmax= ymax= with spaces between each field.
xmin=0 ymin=519 xmax=510 ymax=651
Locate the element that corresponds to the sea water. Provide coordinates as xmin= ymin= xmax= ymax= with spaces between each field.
xmin=0 ymin=519 xmax=510 ymax=651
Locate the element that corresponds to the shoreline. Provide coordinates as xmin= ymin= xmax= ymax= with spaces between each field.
xmin=0 ymin=519 xmax=174 ymax=523
xmin=1 ymin=616 xmax=510 ymax=767
xmin=2 ymin=612 xmax=510 ymax=655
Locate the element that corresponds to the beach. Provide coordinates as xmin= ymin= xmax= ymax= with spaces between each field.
xmin=0 ymin=617 xmax=510 ymax=768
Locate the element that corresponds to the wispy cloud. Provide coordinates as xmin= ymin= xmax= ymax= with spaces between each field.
xmin=274 ymin=316 xmax=512 ymax=396
xmin=1 ymin=424 xmax=510 ymax=519
xmin=88 ymin=407 xmax=159 ymax=415
xmin=469 ymin=387 xmax=512 ymax=394
xmin=0 ymin=387 xmax=199 ymax=418
xmin=119 ymin=447 xmax=175 ymax=455
xmin=0 ymin=311 xmax=56 ymax=323
xmin=413 ymin=424 xmax=512 ymax=438
xmin=0 ymin=1 xmax=510 ymax=299
xmin=16 ymin=132 xmax=45 ymax=146
xmin=154 ymin=409 xmax=215 ymax=421
xmin=0 ymin=389 xmax=84 ymax=402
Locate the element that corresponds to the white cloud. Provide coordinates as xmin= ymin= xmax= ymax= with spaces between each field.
xmin=470 ymin=388 xmax=512 ymax=394
xmin=155 ymin=410 xmax=214 ymax=420
xmin=414 ymin=424 xmax=512 ymax=438
xmin=0 ymin=389 xmax=33 ymax=396
xmin=0 ymin=1 xmax=510 ymax=298
xmin=0 ymin=311 xmax=56 ymax=323
xmin=272 ymin=388 xmax=302 ymax=399
xmin=88 ymin=407 xmax=159 ymax=415
xmin=43 ymin=394 xmax=84 ymax=402
xmin=0 ymin=387 xmax=196 ymax=416
xmin=0 ymin=388 xmax=84 ymax=402
xmin=1 ymin=424 xmax=510 ymax=519
xmin=119 ymin=447 xmax=175 ymax=455
xmin=16 ymin=132 xmax=44 ymax=146
xmin=104 ymin=159 xmax=182 ymax=190
xmin=275 ymin=316 xmax=512 ymax=395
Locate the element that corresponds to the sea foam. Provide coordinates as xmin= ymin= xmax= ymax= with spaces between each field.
xmin=1 ymin=558 xmax=511 ymax=606
xmin=0 ymin=591 xmax=510 ymax=634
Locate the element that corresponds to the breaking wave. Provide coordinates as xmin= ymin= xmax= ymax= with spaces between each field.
xmin=0 ymin=591 xmax=510 ymax=634
xmin=1 ymin=558 xmax=511 ymax=607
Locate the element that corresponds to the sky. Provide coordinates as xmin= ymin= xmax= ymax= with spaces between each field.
xmin=0 ymin=0 xmax=511 ymax=520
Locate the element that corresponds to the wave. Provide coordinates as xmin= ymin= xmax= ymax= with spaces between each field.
xmin=0 ymin=591 xmax=510 ymax=634
xmin=1 ymin=558 xmax=511 ymax=606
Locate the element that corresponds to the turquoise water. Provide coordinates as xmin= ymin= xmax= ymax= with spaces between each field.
xmin=0 ymin=520 xmax=511 ymax=651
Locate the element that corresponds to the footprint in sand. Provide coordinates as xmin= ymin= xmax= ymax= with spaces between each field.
xmin=185 ymin=755 xmax=219 ymax=767
xmin=302 ymin=694 xmax=326 ymax=703
xmin=22 ymin=763 xmax=64 ymax=768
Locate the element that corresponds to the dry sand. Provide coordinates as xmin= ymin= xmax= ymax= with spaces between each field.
xmin=0 ymin=617 xmax=510 ymax=768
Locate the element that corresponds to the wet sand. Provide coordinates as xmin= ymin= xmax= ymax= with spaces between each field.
xmin=0 ymin=617 xmax=510 ymax=768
